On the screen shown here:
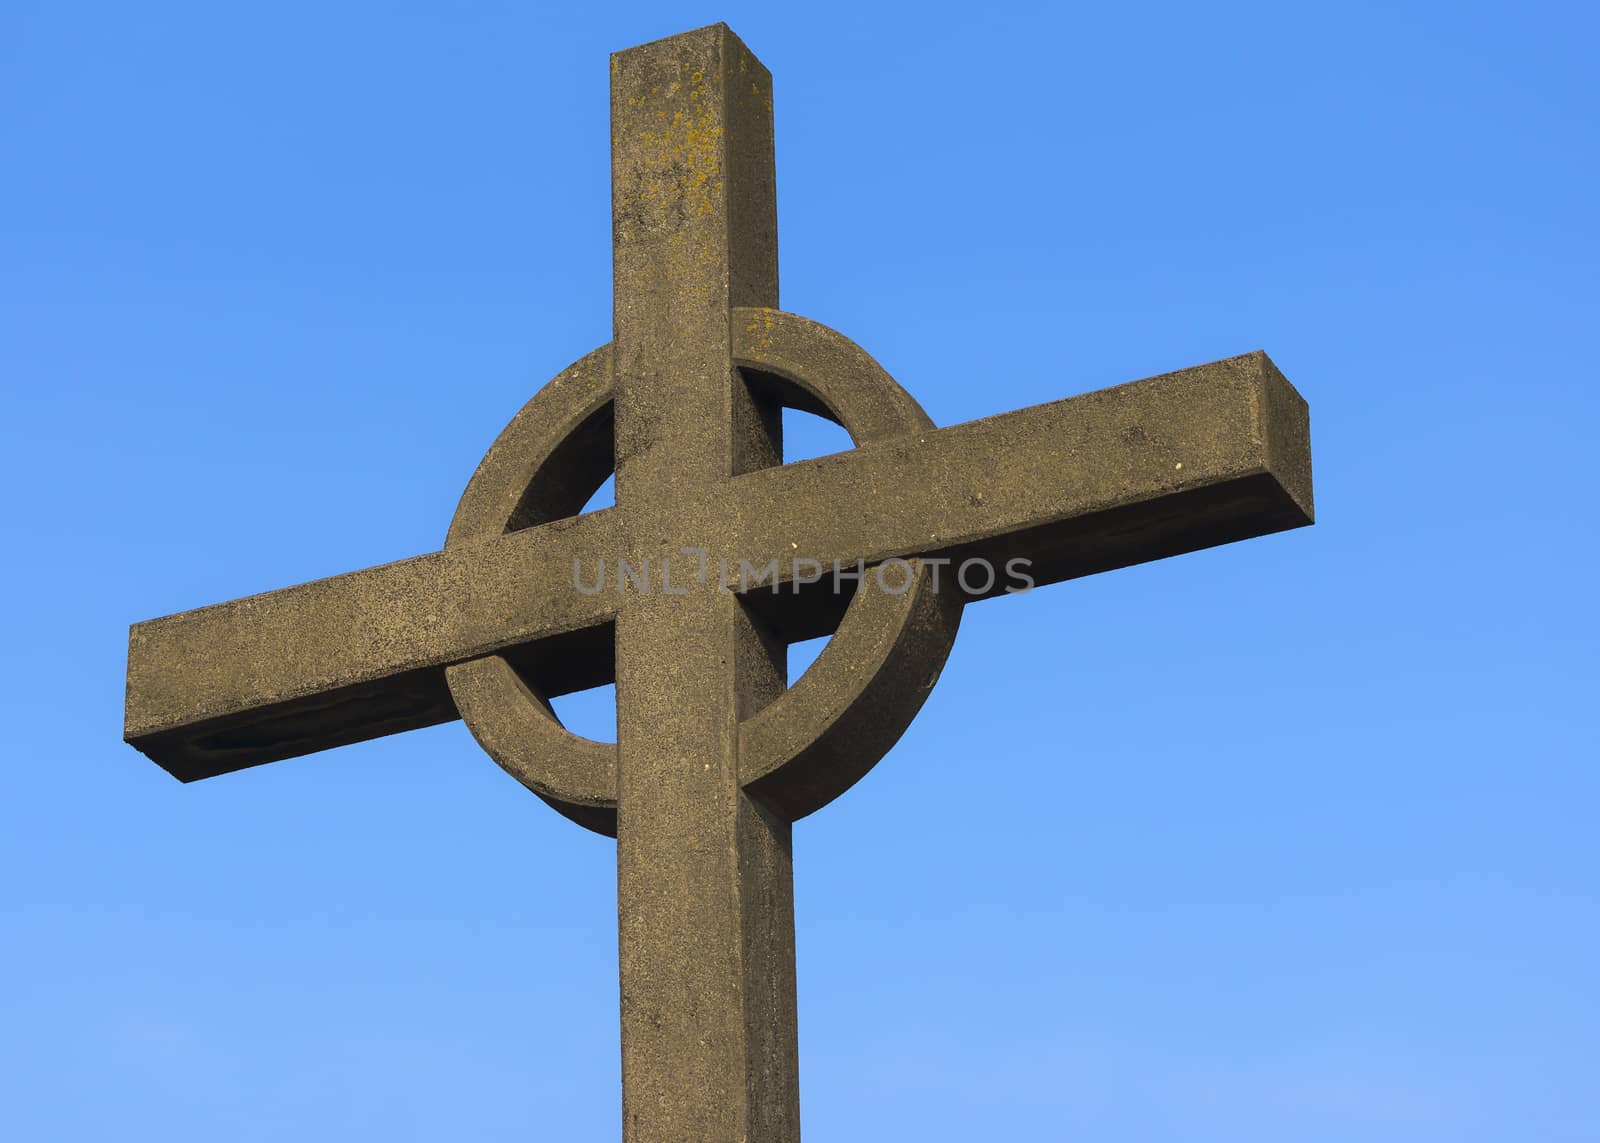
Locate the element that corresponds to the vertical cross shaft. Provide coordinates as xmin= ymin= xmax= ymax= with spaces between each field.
xmin=609 ymin=25 xmax=798 ymax=1140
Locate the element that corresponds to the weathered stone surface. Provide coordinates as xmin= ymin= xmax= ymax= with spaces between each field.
xmin=125 ymin=509 xmax=623 ymax=780
xmin=730 ymin=347 xmax=1312 ymax=589
xmin=608 ymin=27 xmax=798 ymax=1140
xmin=124 ymin=22 xmax=1314 ymax=1141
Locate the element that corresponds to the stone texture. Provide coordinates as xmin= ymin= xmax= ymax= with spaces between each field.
xmin=124 ymin=22 xmax=1314 ymax=1142
xmin=608 ymin=27 xmax=798 ymax=1139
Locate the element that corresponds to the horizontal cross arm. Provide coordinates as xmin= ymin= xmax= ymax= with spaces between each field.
xmin=124 ymin=511 xmax=622 ymax=782
xmin=731 ymin=351 xmax=1312 ymax=597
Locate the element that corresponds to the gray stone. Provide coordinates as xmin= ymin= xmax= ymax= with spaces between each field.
xmin=125 ymin=22 xmax=1313 ymax=1141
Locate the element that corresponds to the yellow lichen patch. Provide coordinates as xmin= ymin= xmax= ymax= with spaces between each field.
xmin=615 ymin=61 xmax=726 ymax=236
xmin=744 ymin=307 xmax=777 ymax=362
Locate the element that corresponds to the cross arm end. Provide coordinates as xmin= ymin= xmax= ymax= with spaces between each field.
xmin=124 ymin=517 xmax=622 ymax=781
xmin=731 ymin=349 xmax=1314 ymax=596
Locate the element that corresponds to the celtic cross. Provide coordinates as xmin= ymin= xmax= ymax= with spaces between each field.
xmin=125 ymin=23 xmax=1313 ymax=1141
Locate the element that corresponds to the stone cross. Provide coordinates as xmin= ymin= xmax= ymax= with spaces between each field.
xmin=124 ymin=23 xmax=1313 ymax=1141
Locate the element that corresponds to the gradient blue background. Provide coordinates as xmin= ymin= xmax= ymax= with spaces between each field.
xmin=4 ymin=2 xmax=1596 ymax=1139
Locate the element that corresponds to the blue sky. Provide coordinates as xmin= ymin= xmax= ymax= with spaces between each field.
xmin=3 ymin=2 xmax=1596 ymax=1139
